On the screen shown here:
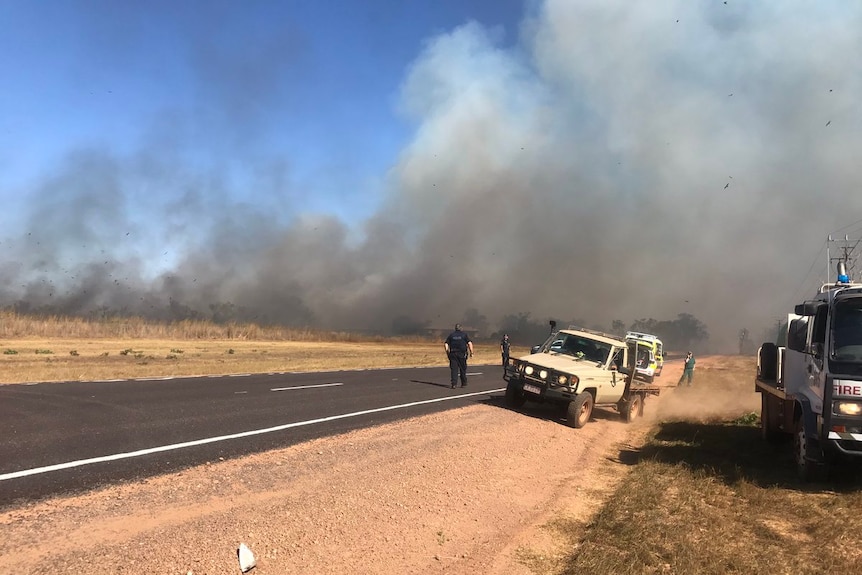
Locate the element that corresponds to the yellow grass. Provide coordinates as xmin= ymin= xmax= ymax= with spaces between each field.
xmin=0 ymin=310 xmax=387 ymax=341
xmin=0 ymin=310 xmax=522 ymax=383
xmin=0 ymin=338 xmax=521 ymax=384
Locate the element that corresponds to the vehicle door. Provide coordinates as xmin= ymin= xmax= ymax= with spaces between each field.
xmin=803 ymin=305 xmax=828 ymax=415
xmin=600 ymin=344 xmax=629 ymax=403
xmin=595 ymin=344 xmax=624 ymax=403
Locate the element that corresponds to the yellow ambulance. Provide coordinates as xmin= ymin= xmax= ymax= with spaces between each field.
xmin=625 ymin=331 xmax=664 ymax=383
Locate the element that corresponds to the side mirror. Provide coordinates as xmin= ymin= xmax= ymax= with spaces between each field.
xmin=795 ymin=302 xmax=818 ymax=316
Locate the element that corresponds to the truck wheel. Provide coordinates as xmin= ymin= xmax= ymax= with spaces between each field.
xmin=761 ymin=394 xmax=783 ymax=443
xmin=759 ymin=342 xmax=778 ymax=382
xmin=567 ymin=392 xmax=593 ymax=428
xmin=645 ymin=374 xmax=655 ymax=384
xmin=505 ymin=380 xmax=526 ymax=408
xmin=622 ymin=395 xmax=642 ymax=423
xmin=794 ymin=417 xmax=823 ymax=482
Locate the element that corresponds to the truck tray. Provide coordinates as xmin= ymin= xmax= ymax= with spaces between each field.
xmin=628 ymin=382 xmax=661 ymax=396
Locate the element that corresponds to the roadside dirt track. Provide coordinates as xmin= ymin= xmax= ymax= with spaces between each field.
xmin=0 ymin=360 xmax=708 ymax=575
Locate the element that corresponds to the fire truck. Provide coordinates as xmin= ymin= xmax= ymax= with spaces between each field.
xmin=756 ymin=263 xmax=862 ymax=480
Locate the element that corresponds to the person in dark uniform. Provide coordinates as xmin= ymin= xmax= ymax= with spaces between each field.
xmin=444 ymin=323 xmax=474 ymax=389
xmin=500 ymin=334 xmax=511 ymax=375
xmin=678 ymin=351 xmax=696 ymax=387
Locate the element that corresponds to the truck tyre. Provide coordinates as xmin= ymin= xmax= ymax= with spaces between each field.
xmin=645 ymin=374 xmax=655 ymax=384
xmin=622 ymin=394 xmax=642 ymax=423
xmin=505 ymin=380 xmax=526 ymax=408
xmin=761 ymin=394 xmax=783 ymax=443
xmin=567 ymin=392 xmax=593 ymax=428
xmin=759 ymin=342 xmax=778 ymax=382
xmin=794 ymin=417 xmax=823 ymax=483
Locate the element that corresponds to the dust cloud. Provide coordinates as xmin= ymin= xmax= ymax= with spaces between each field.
xmin=3 ymin=1 xmax=862 ymax=350
xmin=653 ymin=384 xmax=760 ymax=424
xmin=651 ymin=357 xmax=760 ymax=423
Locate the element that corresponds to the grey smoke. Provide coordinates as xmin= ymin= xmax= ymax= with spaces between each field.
xmin=3 ymin=1 xmax=862 ymax=351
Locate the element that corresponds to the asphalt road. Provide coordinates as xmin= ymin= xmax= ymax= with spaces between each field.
xmin=0 ymin=364 xmax=506 ymax=508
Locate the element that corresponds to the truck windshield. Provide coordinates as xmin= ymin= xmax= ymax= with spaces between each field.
xmin=832 ymin=299 xmax=862 ymax=361
xmin=553 ymin=334 xmax=611 ymax=363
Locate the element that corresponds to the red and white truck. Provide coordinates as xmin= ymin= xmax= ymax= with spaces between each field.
xmin=756 ymin=263 xmax=862 ymax=480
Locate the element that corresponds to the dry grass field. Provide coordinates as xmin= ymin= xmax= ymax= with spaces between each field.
xmin=0 ymin=338 xmax=516 ymax=384
xmin=544 ymin=356 xmax=862 ymax=575
xmin=0 ymin=311 xmax=517 ymax=383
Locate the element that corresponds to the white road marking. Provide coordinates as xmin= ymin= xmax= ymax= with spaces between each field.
xmin=0 ymin=388 xmax=505 ymax=482
xmin=12 ymin=365 xmax=485 ymax=386
xmin=234 ymin=391 xmax=248 ymax=395
xmin=271 ymin=383 xmax=344 ymax=391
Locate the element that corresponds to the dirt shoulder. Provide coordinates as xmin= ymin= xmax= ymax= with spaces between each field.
xmin=0 ymin=365 xmax=688 ymax=575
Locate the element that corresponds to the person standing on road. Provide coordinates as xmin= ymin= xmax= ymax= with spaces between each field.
xmin=678 ymin=351 xmax=696 ymax=386
xmin=444 ymin=323 xmax=474 ymax=389
xmin=500 ymin=334 xmax=511 ymax=376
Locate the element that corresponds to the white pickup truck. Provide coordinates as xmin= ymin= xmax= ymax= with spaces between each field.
xmin=504 ymin=323 xmax=659 ymax=427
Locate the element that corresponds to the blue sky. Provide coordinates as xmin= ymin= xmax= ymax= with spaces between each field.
xmin=2 ymin=1 xmax=862 ymax=349
xmin=0 ymin=1 xmax=527 ymax=223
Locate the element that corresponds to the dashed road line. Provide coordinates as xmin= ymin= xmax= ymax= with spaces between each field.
xmin=270 ymin=383 xmax=344 ymax=392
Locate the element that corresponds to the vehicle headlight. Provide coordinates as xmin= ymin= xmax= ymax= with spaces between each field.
xmin=835 ymin=401 xmax=862 ymax=416
xmin=557 ymin=374 xmax=568 ymax=386
xmin=539 ymin=369 xmax=548 ymax=379
xmin=525 ymin=365 xmax=534 ymax=375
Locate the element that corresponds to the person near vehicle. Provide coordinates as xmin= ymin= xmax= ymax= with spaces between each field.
xmin=500 ymin=334 xmax=511 ymax=375
xmin=678 ymin=351 xmax=696 ymax=386
xmin=444 ymin=323 xmax=474 ymax=389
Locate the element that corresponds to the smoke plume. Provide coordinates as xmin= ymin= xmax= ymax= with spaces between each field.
xmin=3 ymin=1 xmax=862 ymax=351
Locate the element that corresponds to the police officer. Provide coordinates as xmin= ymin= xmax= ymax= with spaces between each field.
xmin=444 ymin=323 xmax=474 ymax=389
xmin=500 ymin=334 xmax=511 ymax=376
